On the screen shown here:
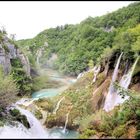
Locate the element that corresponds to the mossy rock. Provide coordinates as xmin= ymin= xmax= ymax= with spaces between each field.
xmin=34 ymin=110 xmax=43 ymax=119
xmin=0 ymin=120 xmax=4 ymax=127
xmin=17 ymin=114 xmax=30 ymax=129
xmin=10 ymin=108 xmax=30 ymax=129
xmin=45 ymin=114 xmax=57 ymax=128
xmin=96 ymin=72 xmax=106 ymax=87
xmin=35 ymin=98 xmax=54 ymax=112
xmin=10 ymin=109 xmax=20 ymax=116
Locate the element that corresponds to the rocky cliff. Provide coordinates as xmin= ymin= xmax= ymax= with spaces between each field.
xmin=0 ymin=35 xmax=30 ymax=76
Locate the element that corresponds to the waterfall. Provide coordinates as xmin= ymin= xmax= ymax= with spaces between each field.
xmin=36 ymin=48 xmax=43 ymax=66
xmin=104 ymin=55 xmax=139 ymax=112
xmin=77 ymin=72 xmax=84 ymax=79
xmin=62 ymin=112 xmax=70 ymax=134
xmin=103 ymin=52 xmax=123 ymax=112
xmin=114 ymin=56 xmax=139 ymax=105
xmin=0 ymin=98 xmax=48 ymax=138
xmin=16 ymin=106 xmax=48 ymax=138
xmin=53 ymin=97 xmax=65 ymax=114
xmin=119 ymin=56 xmax=139 ymax=89
xmin=112 ymin=52 xmax=123 ymax=83
xmin=92 ymin=65 xmax=101 ymax=83
xmin=0 ymin=106 xmax=48 ymax=138
xmin=0 ymin=122 xmax=33 ymax=138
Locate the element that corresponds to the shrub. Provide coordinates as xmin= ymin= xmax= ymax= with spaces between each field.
xmin=79 ymin=129 xmax=96 ymax=139
xmin=0 ymin=67 xmax=18 ymax=107
xmin=10 ymin=58 xmax=33 ymax=96
xmin=10 ymin=108 xmax=30 ymax=129
xmin=34 ymin=110 xmax=43 ymax=119
xmin=112 ymin=124 xmax=126 ymax=138
xmin=10 ymin=109 xmax=20 ymax=116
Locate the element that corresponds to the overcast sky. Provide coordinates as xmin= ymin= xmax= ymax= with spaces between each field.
xmin=0 ymin=1 xmax=134 ymax=40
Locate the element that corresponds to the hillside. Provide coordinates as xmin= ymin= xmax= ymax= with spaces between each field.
xmin=0 ymin=1 xmax=139 ymax=139
xmin=17 ymin=2 xmax=140 ymax=76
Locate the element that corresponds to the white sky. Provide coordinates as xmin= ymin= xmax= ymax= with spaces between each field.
xmin=0 ymin=1 xmax=134 ymax=40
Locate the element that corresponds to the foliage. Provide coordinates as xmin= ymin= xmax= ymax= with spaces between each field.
xmin=14 ymin=2 xmax=140 ymax=137
xmin=90 ymin=88 xmax=140 ymax=138
xmin=79 ymin=129 xmax=96 ymax=139
xmin=2 ymin=44 xmax=9 ymax=53
xmin=112 ymin=124 xmax=126 ymax=138
xmin=34 ymin=110 xmax=43 ymax=119
xmin=0 ymin=67 xmax=18 ymax=107
xmin=17 ymin=2 xmax=140 ymax=76
xmin=10 ymin=58 xmax=33 ymax=96
xmin=10 ymin=109 xmax=20 ymax=116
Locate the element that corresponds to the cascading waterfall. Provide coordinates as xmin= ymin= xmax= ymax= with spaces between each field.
xmin=0 ymin=106 xmax=49 ymax=138
xmin=16 ymin=106 xmax=48 ymax=138
xmin=62 ymin=112 xmax=70 ymax=133
xmin=0 ymin=122 xmax=33 ymax=138
xmin=119 ymin=56 xmax=139 ymax=89
xmin=104 ymin=54 xmax=139 ymax=112
xmin=112 ymin=52 xmax=123 ymax=83
xmin=103 ymin=52 xmax=123 ymax=112
xmin=15 ymin=98 xmax=36 ymax=107
xmin=114 ymin=56 xmax=139 ymax=105
xmin=53 ymin=97 xmax=65 ymax=114
xmin=92 ymin=65 xmax=101 ymax=83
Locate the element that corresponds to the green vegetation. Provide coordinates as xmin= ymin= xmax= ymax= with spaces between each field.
xmin=10 ymin=58 xmax=33 ymax=96
xmin=10 ymin=108 xmax=30 ymax=129
xmin=34 ymin=110 xmax=43 ymax=120
xmin=79 ymin=129 xmax=96 ymax=139
xmin=17 ymin=2 xmax=140 ymax=76
xmin=0 ymin=67 xmax=18 ymax=107
xmin=0 ymin=1 xmax=139 ymax=138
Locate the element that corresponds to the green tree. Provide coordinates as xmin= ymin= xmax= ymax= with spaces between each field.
xmin=0 ymin=66 xmax=18 ymax=107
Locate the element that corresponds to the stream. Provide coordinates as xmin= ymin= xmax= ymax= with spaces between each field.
xmin=32 ymin=68 xmax=76 ymax=99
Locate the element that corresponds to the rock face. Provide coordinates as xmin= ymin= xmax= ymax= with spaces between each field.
xmin=0 ymin=35 xmax=30 ymax=76
xmin=0 ymin=44 xmax=11 ymax=75
xmin=17 ymin=49 xmax=30 ymax=76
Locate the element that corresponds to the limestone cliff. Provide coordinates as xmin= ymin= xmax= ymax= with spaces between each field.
xmin=0 ymin=35 xmax=30 ymax=76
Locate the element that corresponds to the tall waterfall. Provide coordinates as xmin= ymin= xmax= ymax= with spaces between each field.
xmin=104 ymin=55 xmax=139 ymax=112
xmin=103 ymin=52 xmax=123 ymax=112
xmin=119 ymin=56 xmax=139 ymax=89
xmin=112 ymin=52 xmax=123 ymax=83
xmin=114 ymin=56 xmax=139 ymax=105
xmin=53 ymin=97 xmax=65 ymax=114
